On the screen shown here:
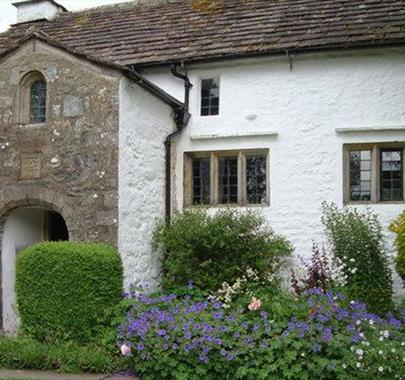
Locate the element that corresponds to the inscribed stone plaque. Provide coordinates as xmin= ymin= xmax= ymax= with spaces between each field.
xmin=20 ymin=155 xmax=42 ymax=179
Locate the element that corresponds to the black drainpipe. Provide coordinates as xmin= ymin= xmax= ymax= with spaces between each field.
xmin=165 ymin=64 xmax=192 ymax=221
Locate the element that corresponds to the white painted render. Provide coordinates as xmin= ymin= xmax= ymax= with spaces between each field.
xmin=118 ymin=77 xmax=174 ymax=289
xmin=2 ymin=207 xmax=45 ymax=332
xmin=14 ymin=0 xmax=65 ymax=23
xmin=143 ymin=48 xmax=405 ymax=296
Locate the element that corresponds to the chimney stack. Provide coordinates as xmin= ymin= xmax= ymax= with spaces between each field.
xmin=12 ymin=0 xmax=67 ymax=23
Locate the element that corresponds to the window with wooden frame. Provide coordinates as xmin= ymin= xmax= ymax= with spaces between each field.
xmin=343 ymin=143 xmax=405 ymax=203
xmin=184 ymin=150 xmax=269 ymax=207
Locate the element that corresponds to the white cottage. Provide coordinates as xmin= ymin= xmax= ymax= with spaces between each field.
xmin=1 ymin=0 xmax=405 ymax=331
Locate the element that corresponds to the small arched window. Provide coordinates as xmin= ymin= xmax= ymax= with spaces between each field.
xmin=18 ymin=71 xmax=47 ymax=125
xmin=29 ymin=79 xmax=47 ymax=124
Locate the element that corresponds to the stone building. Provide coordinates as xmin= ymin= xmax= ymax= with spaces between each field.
xmin=1 ymin=0 xmax=405 ymax=331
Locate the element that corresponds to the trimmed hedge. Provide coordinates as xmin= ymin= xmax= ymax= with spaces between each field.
xmin=16 ymin=242 xmax=123 ymax=343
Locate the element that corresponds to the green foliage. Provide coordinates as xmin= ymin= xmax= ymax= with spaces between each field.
xmin=117 ymin=285 xmax=405 ymax=380
xmin=389 ymin=210 xmax=405 ymax=285
xmin=321 ymin=203 xmax=393 ymax=313
xmin=16 ymin=241 xmax=123 ymax=343
xmin=0 ymin=336 xmax=126 ymax=374
xmin=153 ymin=210 xmax=293 ymax=291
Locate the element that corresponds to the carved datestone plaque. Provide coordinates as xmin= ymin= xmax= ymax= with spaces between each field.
xmin=20 ymin=154 xmax=42 ymax=179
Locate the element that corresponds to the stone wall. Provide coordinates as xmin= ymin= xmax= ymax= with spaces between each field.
xmin=0 ymin=39 xmax=120 ymax=245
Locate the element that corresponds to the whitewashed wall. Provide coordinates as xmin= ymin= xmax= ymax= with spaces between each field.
xmin=143 ymin=48 xmax=405 ymax=297
xmin=2 ymin=208 xmax=45 ymax=332
xmin=118 ymin=77 xmax=174 ymax=289
xmin=15 ymin=1 xmax=64 ymax=23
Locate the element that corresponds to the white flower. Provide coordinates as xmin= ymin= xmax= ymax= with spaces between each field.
xmin=379 ymin=336 xmax=384 ymax=341
xmin=392 ymin=349 xmax=396 ymax=353
xmin=350 ymin=258 xmax=355 ymax=263
xmin=382 ymin=330 xmax=390 ymax=338
xmin=369 ymin=319 xmax=374 ymax=325
xmin=356 ymin=349 xmax=364 ymax=356
xmin=120 ymin=344 xmax=132 ymax=357
xmin=379 ymin=367 xmax=384 ymax=372
xmin=378 ymin=350 xmax=384 ymax=355
xmin=356 ymin=362 xmax=361 ymax=368
xmin=342 ymin=364 xmax=347 ymax=369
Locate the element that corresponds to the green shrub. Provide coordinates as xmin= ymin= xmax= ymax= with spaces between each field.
xmin=0 ymin=336 xmax=126 ymax=373
xmin=153 ymin=210 xmax=293 ymax=291
xmin=321 ymin=203 xmax=393 ymax=313
xmin=16 ymin=242 xmax=123 ymax=343
xmin=389 ymin=210 xmax=405 ymax=285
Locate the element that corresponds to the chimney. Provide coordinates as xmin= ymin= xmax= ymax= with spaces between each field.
xmin=12 ymin=0 xmax=67 ymax=23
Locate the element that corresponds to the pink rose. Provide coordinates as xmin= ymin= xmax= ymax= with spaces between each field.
xmin=120 ymin=343 xmax=132 ymax=357
xmin=248 ymin=297 xmax=262 ymax=311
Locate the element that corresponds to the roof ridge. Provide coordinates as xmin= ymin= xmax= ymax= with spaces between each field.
xmin=62 ymin=0 xmax=183 ymax=16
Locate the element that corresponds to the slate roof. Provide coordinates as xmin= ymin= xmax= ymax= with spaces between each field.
xmin=1 ymin=0 xmax=405 ymax=67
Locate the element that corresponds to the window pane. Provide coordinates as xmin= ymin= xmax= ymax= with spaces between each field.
xmin=349 ymin=150 xmax=371 ymax=201
xmin=192 ymin=157 xmax=210 ymax=205
xmin=218 ymin=157 xmax=238 ymax=204
xmin=246 ymin=155 xmax=267 ymax=204
xmin=30 ymin=80 xmax=46 ymax=124
xmin=201 ymin=78 xmax=219 ymax=116
xmin=380 ymin=149 xmax=403 ymax=201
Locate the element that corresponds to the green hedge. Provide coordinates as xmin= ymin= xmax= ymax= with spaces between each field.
xmin=16 ymin=242 xmax=123 ymax=343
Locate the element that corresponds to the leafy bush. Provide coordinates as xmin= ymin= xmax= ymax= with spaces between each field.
xmin=16 ymin=242 xmax=123 ymax=343
xmin=0 ymin=336 xmax=126 ymax=374
xmin=153 ymin=210 xmax=293 ymax=291
xmin=389 ymin=210 xmax=405 ymax=285
xmin=116 ymin=285 xmax=405 ymax=380
xmin=321 ymin=203 xmax=393 ymax=313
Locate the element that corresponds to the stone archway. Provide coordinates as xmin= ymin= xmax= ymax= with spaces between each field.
xmin=0 ymin=198 xmax=71 ymax=332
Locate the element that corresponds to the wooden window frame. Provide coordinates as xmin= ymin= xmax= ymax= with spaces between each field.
xmin=343 ymin=143 xmax=405 ymax=204
xmin=184 ymin=149 xmax=270 ymax=207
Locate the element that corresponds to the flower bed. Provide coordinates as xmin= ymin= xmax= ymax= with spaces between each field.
xmin=117 ymin=287 xmax=405 ymax=380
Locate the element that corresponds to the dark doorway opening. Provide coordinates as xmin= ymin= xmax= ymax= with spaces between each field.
xmin=45 ymin=211 xmax=69 ymax=241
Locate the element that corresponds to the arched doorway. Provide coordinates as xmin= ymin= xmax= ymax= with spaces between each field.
xmin=1 ymin=206 xmax=68 ymax=332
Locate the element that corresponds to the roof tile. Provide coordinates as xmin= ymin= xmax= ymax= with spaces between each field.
xmin=1 ymin=0 xmax=405 ymax=66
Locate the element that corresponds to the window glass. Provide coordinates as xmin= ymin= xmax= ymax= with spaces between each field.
xmin=201 ymin=78 xmax=219 ymax=116
xmin=380 ymin=149 xmax=402 ymax=201
xmin=246 ymin=155 xmax=267 ymax=204
xmin=30 ymin=80 xmax=47 ymax=124
xmin=192 ymin=157 xmax=211 ymax=205
xmin=349 ymin=150 xmax=371 ymax=201
xmin=218 ymin=157 xmax=238 ymax=204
